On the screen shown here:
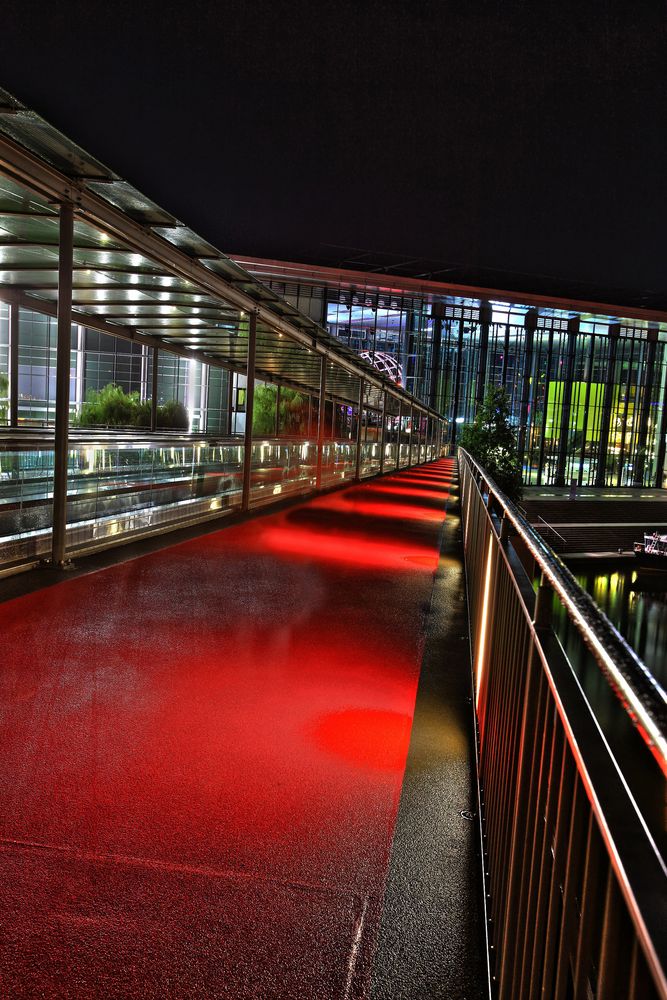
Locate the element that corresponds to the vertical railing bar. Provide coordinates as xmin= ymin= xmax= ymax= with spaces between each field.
xmin=508 ymin=672 xmax=553 ymax=999
xmin=573 ymin=814 xmax=604 ymax=1000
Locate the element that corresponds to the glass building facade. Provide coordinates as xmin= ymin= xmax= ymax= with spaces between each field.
xmin=240 ymin=260 xmax=667 ymax=489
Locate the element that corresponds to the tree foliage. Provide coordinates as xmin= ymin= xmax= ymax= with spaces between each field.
xmin=253 ymin=383 xmax=309 ymax=436
xmin=459 ymin=386 xmax=523 ymax=501
xmin=73 ymin=383 xmax=189 ymax=430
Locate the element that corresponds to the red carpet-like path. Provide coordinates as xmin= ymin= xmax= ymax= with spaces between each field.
xmin=0 ymin=459 xmax=454 ymax=999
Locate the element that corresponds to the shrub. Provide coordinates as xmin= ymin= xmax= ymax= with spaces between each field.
xmin=459 ymin=386 xmax=523 ymax=502
xmin=73 ymin=383 xmax=190 ymax=431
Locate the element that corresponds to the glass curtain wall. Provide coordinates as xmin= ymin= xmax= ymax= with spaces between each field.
xmin=257 ymin=276 xmax=667 ymax=488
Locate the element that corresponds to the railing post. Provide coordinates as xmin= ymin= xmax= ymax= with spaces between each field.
xmin=51 ymin=201 xmax=74 ymax=568
xmin=316 ymin=355 xmax=327 ymax=489
xmin=408 ymin=405 xmax=414 ymax=467
xmin=241 ymin=311 xmax=257 ymax=512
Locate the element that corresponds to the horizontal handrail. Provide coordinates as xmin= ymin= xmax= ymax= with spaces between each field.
xmin=459 ymin=448 xmax=667 ymax=775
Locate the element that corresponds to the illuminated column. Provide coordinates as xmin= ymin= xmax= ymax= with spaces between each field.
xmin=315 ymin=355 xmax=327 ymax=489
xmin=476 ymin=301 xmax=492 ymax=406
xmin=555 ymin=316 xmax=579 ymax=486
xmin=8 ymin=303 xmax=19 ymax=427
xmin=354 ymin=377 xmax=364 ymax=481
xmin=517 ymin=309 xmax=537 ymax=467
xmin=633 ymin=328 xmax=658 ymax=486
xmin=241 ymin=312 xmax=257 ymax=511
xmin=150 ymin=347 xmax=159 ymax=432
xmin=594 ymin=323 xmax=621 ymax=487
xmin=450 ymin=319 xmax=465 ymax=448
xmin=51 ymin=202 xmax=74 ymax=567
xmin=429 ymin=302 xmax=444 ymax=409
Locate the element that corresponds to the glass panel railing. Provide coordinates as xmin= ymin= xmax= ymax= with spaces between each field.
xmin=0 ymin=435 xmax=244 ymax=564
xmin=360 ymin=441 xmax=381 ymax=478
xmin=320 ymin=440 xmax=356 ymax=487
xmin=383 ymin=442 xmax=397 ymax=472
xmin=249 ymin=438 xmax=317 ymax=506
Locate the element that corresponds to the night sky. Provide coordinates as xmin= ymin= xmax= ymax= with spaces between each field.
xmin=5 ymin=1 xmax=667 ymax=306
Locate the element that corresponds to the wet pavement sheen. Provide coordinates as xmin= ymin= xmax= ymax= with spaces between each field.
xmin=0 ymin=460 xmax=477 ymax=998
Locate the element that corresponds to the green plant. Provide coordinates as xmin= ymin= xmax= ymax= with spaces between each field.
xmin=252 ymin=383 xmax=277 ymax=435
xmin=73 ymin=383 xmax=189 ymax=431
xmin=156 ymin=399 xmax=189 ymax=430
xmin=459 ymin=386 xmax=523 ymax=501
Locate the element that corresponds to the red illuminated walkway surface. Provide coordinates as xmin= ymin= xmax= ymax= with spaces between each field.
xmin=0 ymin=459 xmax=455 ymax=999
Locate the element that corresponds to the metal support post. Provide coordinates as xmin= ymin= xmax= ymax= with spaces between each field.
xmin=476 ymin=301 xmax=492 ymax=406
xmin=150 ymin=346 xmax=159 ymax=432
xmin=226 ymin=370 xmax=234 ymax=436
xmin=275 ymin=384 xmax=281 ymax=437
xmin=8 ymin=303 xmax=19 ymax=427
xmin=555 ymin=317 xmax=579 ymax=486
xmin=633 ymin=328 xmax=658 ymax=486
xmin=396 ymin=398 xmax=403 ymax=468
xmin=595 ymin=323 xmax=620 ymax=487
xmin=315 ymin=355 xmax=326 ymax=489
xmin=379 ymin=390 xmax=387 ymax=474
xmin=241 ymin=312 xmax=257 ymax=511
xmin=429 ymin=302 xmax=445 ymax=409
xmin=451 ymin=319 xmax=465 ymax=448
xmin=355 ymin=378 xmax=364 ymax=481
xmin=51 ymin=202 xmax=74 ymax=567
xmin=517 ymin=310 xmax=537 ymax=465
xmin=408 ymin=405 xmax=414 ymax=466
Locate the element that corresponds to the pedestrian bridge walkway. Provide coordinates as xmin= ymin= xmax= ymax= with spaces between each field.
xmin=0 ymin=458 xmax=487 ymax=998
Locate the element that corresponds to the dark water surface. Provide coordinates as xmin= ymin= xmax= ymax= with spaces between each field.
xmin=576 ymin=568 xmax=667 ymax=689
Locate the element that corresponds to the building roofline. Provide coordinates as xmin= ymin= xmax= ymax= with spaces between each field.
xmin=234 ymin=255 xmax=667 ymax=328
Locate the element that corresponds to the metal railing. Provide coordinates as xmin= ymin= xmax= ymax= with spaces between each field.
xmin=459 ymin=448 xmax=667 ymax=1000
xmin=0 ymin=430 xmax=439 ymax=572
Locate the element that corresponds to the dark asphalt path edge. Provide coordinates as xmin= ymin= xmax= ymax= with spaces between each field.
xmin=370 ymin=463 xmax=492 ymax=1000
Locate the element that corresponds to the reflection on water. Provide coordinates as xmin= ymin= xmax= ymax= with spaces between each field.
xmin=576 ymin=569 xmax=667 ymax=689
xmin=551 ymin=567 xmax=666 ymax=858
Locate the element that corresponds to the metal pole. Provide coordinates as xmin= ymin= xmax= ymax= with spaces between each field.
xmin=226 ymin=371 xmax=234 ymax=436
xmin=51 ymin=201 xmax=74 ymax=567
xmin=316 ymin=356 xmax=327 ymax=489
xmin=633 ymin=328 xmax=658 ymax=486
xmin=396 ymin=398 xmax=403 ymax=468
xmin=476 ymin=301 xmax=492 ymax=406
xmin=555 ymin=317 xmax=579 ymax=486
xmin=429 ymin=304 xmax=444 ymax=409
xmin=379 ymin=390 xmax=387 ymax=474
xmin=150 ymin=346 xmax=159 ymax=432
xmin=355 ymin=378 xmax=364 ymax=481
xmin=595 ymin=323 xmax=620 ymax=487
xmin=451 ymin=319 xmax=465 ymax=448
xmin=241 ymin=312 xmax=257 ymax=511
xmin=8 ymin=302 xmax=19 ymax=427
xmin=408 ymin=405 xmax=414 ymax=467
xmin=275 ymin=384 xmax=281 ymax=437
xmin=517 ymin=309 xmax=537 ymax=466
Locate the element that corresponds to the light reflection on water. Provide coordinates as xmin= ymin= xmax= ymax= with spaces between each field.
xmin=577 ymin=569 xmax=667 ymax=689
xmin=550 ymin=567 xmax=666 ymax=857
